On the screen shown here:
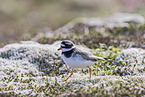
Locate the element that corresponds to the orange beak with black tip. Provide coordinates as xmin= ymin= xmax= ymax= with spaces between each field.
xmin=57 ymin=47 xmax=62 ymax=51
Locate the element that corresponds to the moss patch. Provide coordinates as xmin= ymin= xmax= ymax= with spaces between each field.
xmin=0 ymin=41 xmax=145 ymax=96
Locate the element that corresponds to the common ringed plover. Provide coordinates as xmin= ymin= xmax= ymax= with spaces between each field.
xmin=58 ymin=40 xmax=107 ymax=81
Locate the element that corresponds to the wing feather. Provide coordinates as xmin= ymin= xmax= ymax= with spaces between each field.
xmin=74 ymin=48 xmax=105 ymax=61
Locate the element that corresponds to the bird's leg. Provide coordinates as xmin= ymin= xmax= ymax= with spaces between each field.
xmin=89 ymin=68 xmax=91 ymax=79
xmin=63 ymin=68 xmax=73 ymax=82
xmin=87 ymin=66 xmax=91 ymax=79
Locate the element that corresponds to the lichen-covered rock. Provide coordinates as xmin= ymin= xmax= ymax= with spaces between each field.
xmin=106 ymin=13 xmax=145 ymax=28
xmin=91 ymin=47 xmax=145 ymax=76
xmin=0 ymin=41 xmax=63 ymax=75
xmin=0 ymin=41 xmax=145 ymax=96
xmin=37 ymin=13 xmax=145 ymax=48
xmin=112 ymin=48 xmax=145 ymax=76
xmin=55 ymin=13 xmax=145 ymax=35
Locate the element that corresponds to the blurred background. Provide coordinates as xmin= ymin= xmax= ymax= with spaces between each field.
xmin=0 ymin=0 xmax=145 ymax=46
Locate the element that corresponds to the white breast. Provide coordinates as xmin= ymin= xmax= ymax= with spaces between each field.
xmin=61 ymin=53 xmax=95 ymax=68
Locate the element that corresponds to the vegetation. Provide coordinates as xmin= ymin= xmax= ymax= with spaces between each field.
xmin=0 ymin=0 xmax=145 ymax=97
xmin=0 ymin=41 xmax=145 ymax=96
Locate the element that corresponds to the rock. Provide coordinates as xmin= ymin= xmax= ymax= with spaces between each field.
xmin=55 ymin=13 xmax=145 ymax=35
xmin=113 ymin=48 xmax=145 ymax=76
xmin=0 ymin=41 xmax=145 ymax=96
xmin=0 ymin=41 xmax=62 ymax=75
xmin=37 ymin=13 xmax=145 ymax=48
xmin=107 ymin=13 xmax=145 ymax=24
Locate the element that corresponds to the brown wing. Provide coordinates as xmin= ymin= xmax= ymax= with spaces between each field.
xmin=74 ymin=48 xmax=106 ymax=62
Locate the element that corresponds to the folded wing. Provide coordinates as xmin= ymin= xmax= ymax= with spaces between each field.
xmin=74 ymin=48 xmax=106 ymax=62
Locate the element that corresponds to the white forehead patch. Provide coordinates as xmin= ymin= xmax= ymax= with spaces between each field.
xmin=61 ymin=44 xmax=65 ymax=47
xmin=65 ymin=42 xmax=72 ymax=45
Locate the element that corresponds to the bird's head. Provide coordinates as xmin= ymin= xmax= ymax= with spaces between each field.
xmin=58 ymin=40 xmax=75 ymax=52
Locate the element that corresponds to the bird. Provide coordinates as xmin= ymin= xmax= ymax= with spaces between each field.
xmin=58 ymin=40 xmax=108 ymax=81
